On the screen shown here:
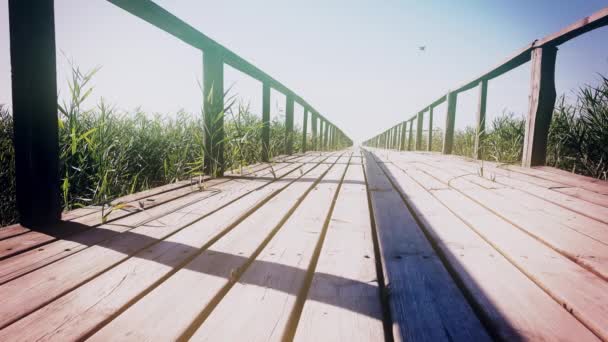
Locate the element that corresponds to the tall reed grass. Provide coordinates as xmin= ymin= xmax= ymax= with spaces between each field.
xmin=0 ymin=65 xmax=304 ymax=225
xmin=431 ymin=75 xmax=608 ymax=179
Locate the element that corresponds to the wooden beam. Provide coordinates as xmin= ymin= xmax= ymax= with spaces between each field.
xmin=416 ymin=112 xmax=424 ymax=150
xmin=311 ymin=112 xmax=317 ymax=150
xmin=474 ymin=79 xmax=488 ymax=160
xmin=9 ymin=0 xmax=61 ymax=226
xmin=399 ymin=121 xmax=407 ymax=151
xmin=324 ymin=122 xmax=330 ymax=150
xmin=407 ymin=120 xmax=414 ymax=151
xmin=427 ymin=106 xmax=434 ymax=151
xmin=285 ymin=95 xmax=295 ymax=155
xmin=302 ymin=109 xmax=308 ymax=152
xmin=535 ymin=7 xmax=608 ymax=47
xmin=203 ymin=48 xmax=225 ymax=176
xmin=522 ymin=46 xmax=557 ymax=167
xmin=442 ymin=92 xmax=457 ymax=154
xmin=261 ymin=82 xmax=271 ymax=161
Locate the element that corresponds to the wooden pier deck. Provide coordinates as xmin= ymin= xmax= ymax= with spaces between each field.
xmin=0 ymin=148 xmax=607 ymax=341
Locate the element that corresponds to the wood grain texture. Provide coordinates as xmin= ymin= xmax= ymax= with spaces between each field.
xmin=363 ymin=150 xmax=490 ymax=342
xmin=379 ymin=156 xmax=599 ymax=341
xmin=88 ymin=157 xmax=338 ymax=341
xmin=293 ymin=162 xmax=384 ymax=342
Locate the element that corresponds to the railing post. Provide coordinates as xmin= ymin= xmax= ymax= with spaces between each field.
xmin=323 ymin=121 xmax=329 ymax=151
xmin=427 ymin=106 xmax=434 ymax=151
xmin=400 ymin=121 xmax=407 ymax=150
xmin=320 ymin=120 xmax=325 ymax=151
xmin=285 ymin=94 xmax=294 ymax=155
xmin=261 ymin=82 xmax=271 ymax=162
xmin=474 ymin=79 xmax=488 ymax=159
xmin=302 ymin=108 xmax=308 ymax=152
xmin=408 ymin=120 xmax=414 ymax=150
xmin=203 ymin=48 xmax=225 ymax=176
xmin=442 ymin=91 xmax=457 ymax=154
xmin=522 ymin=46 xmax=558 ymax=167
xmin=332 ymin=126 xmax=336 ymax=150
xmin=311 ymin=112 xmax=317 ymax=150
xmin=416 ymin=111 xmax=424 ymax=150
xmin=9 ymin=0 xmax=61 ymax=226
xmin=394 ymin=126 xmax=399 ymax=149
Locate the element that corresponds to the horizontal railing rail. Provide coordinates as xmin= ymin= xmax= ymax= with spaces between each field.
xmin=7 ymin=0 xmax=352 ymax=226
xmin=363 ymin=7 xmax=608 ymax=167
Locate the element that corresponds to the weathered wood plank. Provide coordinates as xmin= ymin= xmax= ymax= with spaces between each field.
xmin=406 ymin=160 xmax=608 ymax=281
xmin=0 ymin=153 xmax=340 ymax=341
xmin=88 ymin=156 xmax=339 ymax=341
xmin=363 ymin=150 xmax=490 ymax=342
xmin=0 ymin=154 xmax=334 ymax=329
xmin=0 ymin=157 xmax=298 ymax=264
xmin=293 ymin=161 xmax=384 ymax=342
xmin=378 ymin=155 xmax=599 ymax=341
xmin=190 ymin=162 xmax=348 ymax=341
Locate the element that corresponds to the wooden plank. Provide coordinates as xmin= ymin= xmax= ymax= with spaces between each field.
xmin=362 ymin=150 xmax=490 ymax=342
xmin=510 ymin=165 xmax=608 ymax=195
xmin=430 ymin=187 xmax=608 ymax=340
xmin=423 ymin=153 xmax=608 ymax=208
xmin=293 ymin=162 xmax=384 ymax=342
xmin=0 ymin=225 xmax=29 ymax=241
xmin=417 ymin=155 xmax=608 ymax=225
xmin=88 ymin=157 xmax=339 ymax=341
xmin=0 ymin=155 xmax=321 ymax=285
xmin=0 ymin=159 xmax=292 ymax=262
xmin=189 ymin=161 xmax=349 ymax=341
xmin=398 ymin=157 xmax=608 ymax=281
xmin=0 ymin=154 xmax=340 ymax=341
xmin=378 ymin=156 xmax=599 ymax=341
xmin=9 ymin=0 xmax=61 ymax=226
xmin=522 ymin=46 xmax=557 ymax=167
xmin=0 ymin=154 xmax=333 ymax=329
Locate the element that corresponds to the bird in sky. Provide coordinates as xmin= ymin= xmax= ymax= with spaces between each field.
xmin=418 ymin=46 xmax=426 ymax=52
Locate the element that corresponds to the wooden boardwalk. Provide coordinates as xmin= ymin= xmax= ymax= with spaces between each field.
xmin=1 ymin=148 xmax=607 ymax=341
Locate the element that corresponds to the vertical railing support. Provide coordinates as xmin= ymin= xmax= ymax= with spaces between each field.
xmin=285 ymin=94 xmax=294 ymax=155
xmin=324 ymin=122 xmax=329 ymax=150
xmin=442 ymin=91 xmax=457 ymax=154
xmin=394 ymin=126 xmax=398 ymax=149
xmin=407 ymin=120 xmax=414 ymax=150
xmin=261 ymin=82 xmax=271 ymax=162
xmin=474 ymin=79 xmax=488 ymax=159
xmin=522 ymin=46 xmax=558 ymax=167
xmin=427 ymin=106 xmax=434 ymax=151
xmin=416 ymin=112 xmax=424 ymax=150
xmin=302 ymin=108 xmax=308 ymax=152
xmin=203 ymin=48 xmax=225 ymax=176
xmin=311 ymin=112 xmax=317 ymax=150
xmin=400 ymin=121 xmax=407 ymax=151
xmin=9 ymin=0 xmax=61 ymax=226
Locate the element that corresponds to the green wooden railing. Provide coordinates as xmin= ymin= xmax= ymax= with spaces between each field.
xmin=363 ymin=7 xmax=608 ymax=167
xmin=7 ymin=0 xmax=352 ymax=226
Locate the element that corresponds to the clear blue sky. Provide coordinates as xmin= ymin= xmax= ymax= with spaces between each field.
xmin=1 ymin=0 xmax=607 ymax=143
